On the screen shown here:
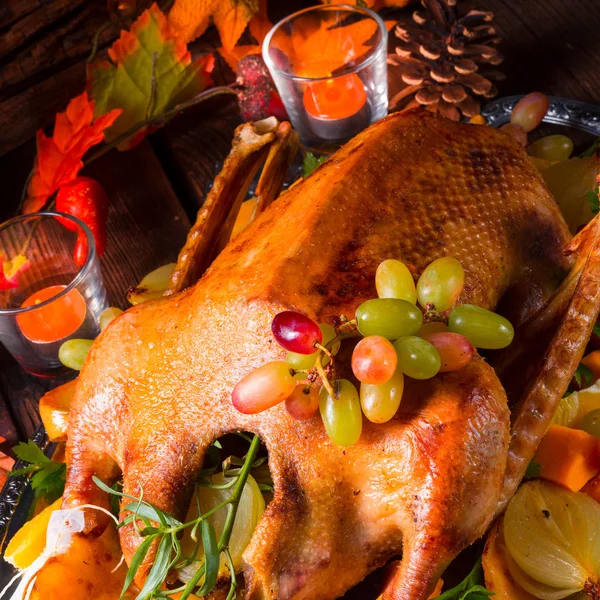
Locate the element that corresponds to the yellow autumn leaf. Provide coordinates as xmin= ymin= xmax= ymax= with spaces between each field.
xmin=168 ymin=0 xmax=260 ymax=51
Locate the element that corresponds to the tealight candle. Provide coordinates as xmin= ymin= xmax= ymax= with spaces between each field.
xmin=17 ymin=285 xmax=86 ymax=343
xmin=303 ymin=74 xmax=369 ymax=141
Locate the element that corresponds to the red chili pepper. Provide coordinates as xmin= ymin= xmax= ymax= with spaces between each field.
xmin=56 ymin=177 xmax=108 ymax=266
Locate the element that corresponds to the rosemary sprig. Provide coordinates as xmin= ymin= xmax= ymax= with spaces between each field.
xmin=93 ymin=434 xmax=261 ymax=600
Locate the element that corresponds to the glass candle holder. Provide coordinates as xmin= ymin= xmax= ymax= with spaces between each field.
xmin=0 ymin=212 xmax=107 ymax=377
xmin=263 ymin=4 xmax=388 ymax=149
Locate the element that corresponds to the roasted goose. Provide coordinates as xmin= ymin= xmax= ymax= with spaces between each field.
xmin=60 ymin=110 xmax=600 ymax=599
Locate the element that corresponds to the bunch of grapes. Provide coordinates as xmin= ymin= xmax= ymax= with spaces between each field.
xmin=232 ymin=257 xmax=514 ymax=447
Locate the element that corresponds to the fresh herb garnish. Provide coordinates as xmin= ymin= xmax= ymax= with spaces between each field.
xmin=524 ymin=458 xmax=542 ymax=480
xmin=302 ymin=152 xmax=327 ymax=178
xmin=434 ymin=558 xmax=493 ymax=599
xmin=94 ymin=434 xmax=262 ymax=600
xmin=574 ymin=362 xmax=595 ymax=388
xmin=10 ymin=440 xmax=66 ymax=511
xmin=586 ymin=188 xmax=599 ymax=215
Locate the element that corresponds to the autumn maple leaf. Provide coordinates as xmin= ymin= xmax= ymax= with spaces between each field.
xmin=87 ymin=3 xmax=214 ymax=150
xmin=0 ymin=253 xmax=30 ymax=291
xmin=23 ymin=92 xmax=122 ymax=214
xmin=167 ymin=0 xmax=260 ymax=50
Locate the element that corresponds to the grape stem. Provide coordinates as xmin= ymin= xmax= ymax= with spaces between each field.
xmin=315 ymin=354 xmax=335 ymax=399
xmin=314 ymin=343 xmax=333 ymax=361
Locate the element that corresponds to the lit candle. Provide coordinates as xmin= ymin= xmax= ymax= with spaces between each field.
xmin=17 ymin=285 xmax=86 ymax=343
xmin=303 ymin=73 xmax=369 ymax=141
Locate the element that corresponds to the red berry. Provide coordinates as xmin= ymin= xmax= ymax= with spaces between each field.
xmin=56 ymin=177 xmax=109 ymax=266
xmin=272 ymin=311 xmax=323 ymax=354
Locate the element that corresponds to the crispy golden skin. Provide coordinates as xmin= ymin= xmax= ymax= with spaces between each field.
xmin=63 ymin=110 xmax=572 ymax=599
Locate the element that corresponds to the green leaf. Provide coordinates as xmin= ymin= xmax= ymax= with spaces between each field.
xmin=135 ymin=534 xmax=171 ymax=600
xmin=196 ymin=520 xmax=219 ymax=596
xmin=13 ymin=440 xmax=51 ymax=465
xmin=574 ymin=363 xmax=595 ymax=388
xmin=302 ymin=152 xmax=327 ymax=178
xmin=121 ymin=534 xmax=155 ymax=599
xmin=11 ymin=440 xmax=66 ymax=513
xmin=586 ymin=189 xmax=600 ymax=215
xmin=86 ymin=4 xmax=213 ymax=149
xmin=580 ymin=137 xmax=600 ymax=158
xmin=121 ymin=502 xmax=181 ymax=528
xmin=434 ymin=559 xmax=493 ymax=600
xmin=524 ymin=459 xmax=541 ymax=480
xmin=594 ymin=323 xmax=600 ymax=338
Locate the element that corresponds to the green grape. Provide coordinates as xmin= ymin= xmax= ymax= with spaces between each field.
xmin=319 ymin=379 xmax=362 ymax=446
xmin=527 ymin=135 xmax=573 ymax=162
xmin=286 ymin=323 xmax=339 ymax=378
xmin=58 ymin=339 xmax=94 ymax=371
xmin=393 ymin=336 xmax=441 ymax=379
xmin=580 ymin=409 xmax=600 ymax=439
xmin=99 ymin=307 xmax=123 ymax=331
xmin=286 ymin=351 xmax=317 ymax=380
xmin=375 ymin=259 xmax=416 ymax=303
xmin=356 ymin=298 xmax=423 ymax=340
xmin=416 ymin=257 xmax=464 ymax=312
xmin=320 ymin=323 xmax=341 ymax=355
xmin=360 ymin=369 xmax=404 ymax=423
xmin=449 ymin=304 xmax=514 ymax=349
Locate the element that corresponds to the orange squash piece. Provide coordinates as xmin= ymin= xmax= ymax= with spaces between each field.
xmin=39 ymin=379 xmax=77 ymax=442
xmin=582 ymin=473 xmax=600 ymax=503
xmin=582 ymin=350 xmax=600 ymax=385
xmin=30 ymin=524 xmax=127 ymax=600
xmin=536 ymin=425 xmax=600 ymax=491
xmin=4 ymin=499 xmax=62 ymax=570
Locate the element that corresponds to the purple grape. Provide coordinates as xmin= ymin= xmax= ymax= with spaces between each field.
xmin=272 ymin=311 xmax=323 ymax=354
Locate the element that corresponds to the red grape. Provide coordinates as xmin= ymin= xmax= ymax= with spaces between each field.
xmin=232 ymin=361 xmax=296 ymax=414
xmin=285 ymin=386 xmax=319 ymax=420
xmin=423 ymin=332 xmax=474 ymax=372
xmin=510 ymin=92 xmax=549 ymax=132
xmin=351 ymin=335 xmax=398 ymax=385
xmin=272 ymin=311 xmax=322 ymax=354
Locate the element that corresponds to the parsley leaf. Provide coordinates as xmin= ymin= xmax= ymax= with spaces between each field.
xmin=434 ymin=559 xmax=493 ymax=600
xmin=574 ymin=363 xmax=595 ymax=388
xmin=302 ymin=152 xmax=327 ymax=178
xmin=594 ymin=323 xmax=600 ymax=339
xmin=524 ymin=458 xmax=541 ymax=480
xmin=11 ymin=440 xmax=66 ymax=510
xmin=586 ymin=189 xmax=599 ymax=215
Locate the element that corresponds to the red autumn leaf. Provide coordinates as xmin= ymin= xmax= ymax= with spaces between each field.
xmin=23 ymin=92 xmax=122 ymax=214
xmin=0 ymin=253 xmax=30 ymax=291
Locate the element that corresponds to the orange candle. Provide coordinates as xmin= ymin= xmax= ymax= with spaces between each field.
xmin=17 ymin=285 xmax=86 ymax=343
xmin=304 ymin=73 xmax=367 ymax=120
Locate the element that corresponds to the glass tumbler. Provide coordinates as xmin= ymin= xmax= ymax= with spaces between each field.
xmin=263 ymin=4 xmax=388 ymax=149
xmin=0 ymin=212 xmax=108 ymax=377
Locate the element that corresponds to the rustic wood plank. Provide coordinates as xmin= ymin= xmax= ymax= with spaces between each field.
xmin=0 ymin=61 xmax=85 ymax=158
xmin=0 ymin=0 xmax=40 ymax=30
xmin=0 ymin=140 xmax=190 ymax=438
xmin=486 ymin=0 xmax=600 ymax=100
xmin=152 ymin=97 xmax=240 ymax=216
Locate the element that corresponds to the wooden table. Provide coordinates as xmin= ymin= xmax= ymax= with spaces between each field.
xmin=0 ymin=0 xmax=599 ymax=452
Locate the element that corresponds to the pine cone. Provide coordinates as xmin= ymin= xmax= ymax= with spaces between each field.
xmin=388 ymin=0 xmax=504 ymax=120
